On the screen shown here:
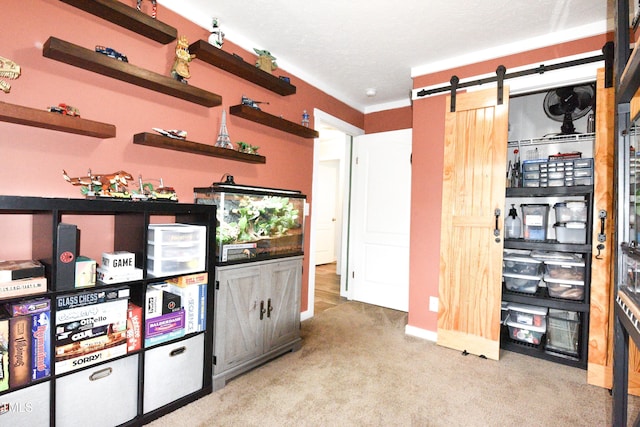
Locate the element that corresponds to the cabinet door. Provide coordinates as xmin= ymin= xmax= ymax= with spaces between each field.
xmin=437 ymin=87 xmax=509 ymax=360
xmin=214 ymin=265 xmax=263 ymax=374
xmin=264 ymin=258 xmax=302 ymax=352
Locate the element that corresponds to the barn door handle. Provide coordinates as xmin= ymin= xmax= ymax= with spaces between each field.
xmin=494 ymin=209 xmax=501 ymax=243
xmin=260 ymin=300 xmax=266 ymax=320
xmin=267 ymin=298 xmax=273 ymax=318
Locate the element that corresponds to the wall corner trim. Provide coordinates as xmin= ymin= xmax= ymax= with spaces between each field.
xmin=405 ymin=324 xmax=437 ymax=342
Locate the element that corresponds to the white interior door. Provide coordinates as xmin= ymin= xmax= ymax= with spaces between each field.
xmin=349 ymin=129 xmax=412 ymax=312
xmin=315 ymin=160 xmax=340 ymax=265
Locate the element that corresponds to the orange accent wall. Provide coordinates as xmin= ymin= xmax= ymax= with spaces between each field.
xmin=0 ymin=0 xmax=363 ymax=313
xmin=409 ymin=33 xmax=610 ymax=333
xmin=364 ymin=106 xmax=412 ymax=133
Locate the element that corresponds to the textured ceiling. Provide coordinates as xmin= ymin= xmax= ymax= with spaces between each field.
xmin=159 ymin=0 xmax=612 ymax=112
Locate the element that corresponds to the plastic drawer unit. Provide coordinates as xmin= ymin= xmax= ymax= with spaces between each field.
xmin=56 ymin=354 xmax=139 ymax=427
xmin=147 ymin=224 xmax=206 ymax=277
xmin=546 ymin=309 xmax=580 ymax=355
xmin=143 ymin=334 xmax=204 ymax=413
xmin=503 ymin=252 xmax=543 ymax=276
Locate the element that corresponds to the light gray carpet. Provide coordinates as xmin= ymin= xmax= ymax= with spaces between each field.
xmin=149 ymin=301 xmax=639 ymax=426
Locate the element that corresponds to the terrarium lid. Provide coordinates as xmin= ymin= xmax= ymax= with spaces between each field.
xmin=194 ymin=183 xmax=305 ymax=198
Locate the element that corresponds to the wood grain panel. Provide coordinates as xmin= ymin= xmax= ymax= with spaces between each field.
xmin=437 ymin=87 xmax=509 ymax=361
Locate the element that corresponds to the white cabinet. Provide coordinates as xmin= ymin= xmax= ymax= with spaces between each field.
xmin=213 ymin=256 xmax=302 ymax=390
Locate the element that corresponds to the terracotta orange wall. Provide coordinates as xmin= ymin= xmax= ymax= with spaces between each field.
xmin=408 ymin=33 xmax=611 ymax=333
xmin=0 ymin=0 xmax=363 ymax=313
xmin=364 ymin=106 xmax=412 ymax=133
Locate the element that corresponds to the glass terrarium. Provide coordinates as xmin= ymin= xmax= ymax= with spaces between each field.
xmin=194 ymin=182 xmax=306 ymax=264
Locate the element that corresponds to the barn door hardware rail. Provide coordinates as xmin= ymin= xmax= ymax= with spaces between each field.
xmin=418 ymin=52 xmax=605 ymax=105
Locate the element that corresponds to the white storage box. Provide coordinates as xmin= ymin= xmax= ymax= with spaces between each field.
xmin=546 ymin=309 xmax=580 ymax=355
xmin=554 ymin=201 xmax=588 ymax=223
xmin=554 ymin=222 xmax=587 ymax=244
xmin=0 ymin=381 xmax=50 ymax=427
xmin=507 ymin=303 xmax=547 ymax=327
xmin=503 ymin=273 xmax=541 ymax=294
xmin=56 ymin=354 xmax=139 ymax=427
xmin=544 ymin=256 xmax=585 ymax=282
xmin=506 ymin=316 xmax=546 ymax=345
xmin=502 ymin=253 xmax=543 ymax=276
xmin=544 ymin=275 xmax=585 ymax=300
xmin=144 ymin=334 xmax=204 ymax=413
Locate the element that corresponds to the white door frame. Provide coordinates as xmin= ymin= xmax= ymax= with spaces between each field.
xmin=301 ymin=109 xmax=363 ymax=321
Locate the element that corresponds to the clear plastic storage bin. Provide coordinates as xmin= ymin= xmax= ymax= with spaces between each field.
xmin=502 ymin=253 xmax=543 ymax=276
xmin=503 ymin=273 xmax=541 ymax=294
xmin=544 ymin=275 xmax=585 ymax=300
xmin=554 ymin=222 xmax=587 ymax=244
xmin=545 ymin=309 xmax=580 ymax=355
xmin=521 ymin=204 xmax=550 ymax=240
xmin=544 ymin=256 xmax=585 ymax=281
xmin=506 ymin=316 xmax=546 ymax=345
xmin=554 ymin=201 xmax=588 ymax=223
xmin=507 ymin=303 xmax=547 ymax=327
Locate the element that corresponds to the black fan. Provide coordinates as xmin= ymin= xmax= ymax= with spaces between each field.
xmin=543 ymin=84 xmax=595 ymax=135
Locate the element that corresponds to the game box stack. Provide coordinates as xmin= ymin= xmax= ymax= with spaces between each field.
xmin=54 ymin=287 xmax=129 ymax=374
xmin=96 ymin=251 xmax=143 ymax=285
xmin=0 ymin=259 xmax=47 ymax=301
xmin=0 ymin=297 xmax=51 ymax=392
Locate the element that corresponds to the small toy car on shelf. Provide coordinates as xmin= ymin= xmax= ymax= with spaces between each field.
xmin=48 ymin=103 xmax=80 ymax=117
xmin=95 ymin=45 xmax=129 ymax=62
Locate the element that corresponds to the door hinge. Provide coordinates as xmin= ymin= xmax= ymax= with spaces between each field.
xmin=215 ymin=280 xmax=219 ymax=290
xmin=352 ymin=271 xmax=355 ymax=279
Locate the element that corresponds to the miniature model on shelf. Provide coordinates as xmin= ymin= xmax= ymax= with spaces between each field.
xmin=171 ymin=35 xmax=195 ymax=84
xmin=63 ymin=169 xmax=134 ymax=198
xmin=48 ymin=103 xmax=80 ymax=117
xmin=136 ymin=0 xmax=157 ymax=19
xmin=237 ymin=141 xmax=259 ymax=155
xmin=254 ymin=48 xmax=277 ymax=73
xmin=241 ymin=95 xmax=268 ymax=110
xmin=152 ymin=127 xmax=187 ymax=140
xmin=95 ymin=45 xmax=128 ymax=62
xmin=208 ymin=17 xmax=224 ymax=49
xmin=0 ymin=56 xmax=20 ymax=93
xmin=131 ymin=175 xmax=178 ymax=202
xmin=215 ymin=110 xmax=234 ymax=149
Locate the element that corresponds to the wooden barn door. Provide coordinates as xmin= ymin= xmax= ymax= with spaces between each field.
xmin=437 ymin=87 xmax=509 ymax=360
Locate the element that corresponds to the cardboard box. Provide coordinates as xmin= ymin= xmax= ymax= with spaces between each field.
xmin=55 ymin=287 xmax=129 ymax=311
xmin=0 ymin=260 xmax=45 ymax=282
xmin=166 ymin=272 xmax=208 ymax=288
xmin=144 ymin=328 xmax=185 ymax=347
xmin=145 ymin=309 xmax=185 ymax=343
xmin=126 ymin=303 xmax=142 ymax=353
xmin=169 ymin=283 xmax=206 ymax=334
xmin=4 ymin=297 xmax=50 ymax=316
xmin=75 ymin=256 xmax=96 ymax=288
xmin=55 ymin=298 xmax=128 ymax=335
xmin=145 ymin=286 xmax=163 ymax=320
xmin=55 ymin=341 xmax=127 ymax=375
xmin=148 ymin=283 xmax=181 ymax=315
xmin=31 ymin=311 xmax=51 ymax=380
xmin=101 ymin=251 xmax=136 ymax=271
xmin=43 ymin=223 xmax=77 ymax=291
xmin=96 ymin=266 xmax=142 ymax=284
xmin=9 ymin=315 xmax=31 ymax=388
xmin=0 ymin=276 xmax=47 ymax=301
xmin=0 ymin=318 xmax=8 ymax=392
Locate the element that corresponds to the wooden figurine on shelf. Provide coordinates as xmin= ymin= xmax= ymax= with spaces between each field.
xmin=208 ymin=17 xmax=225 ymax=49
xmin=171 ymin=36 xmax=195 ymax=84
xmin=254 ymin=49 xmax=277 ymax=73
xmin=0 ymin=55 xmax=21 ymax=93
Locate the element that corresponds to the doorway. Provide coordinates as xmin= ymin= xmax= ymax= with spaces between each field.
xmin=305 ymin=110 xmax=363 ymax=320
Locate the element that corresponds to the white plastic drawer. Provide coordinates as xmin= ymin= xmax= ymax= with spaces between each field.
xmin=0 ymin=381 xmax=50 ymax=427
xmin=143 ymin=334 xmax=204 ymax=413
xmin=56 ymin=355 xmax=139 ymax=427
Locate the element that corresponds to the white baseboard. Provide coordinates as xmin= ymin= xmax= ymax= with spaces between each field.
xmin=300 ymin=310 xmax=313 ymax=321
xmin=405 ymin=324 xmax=437 ymax=342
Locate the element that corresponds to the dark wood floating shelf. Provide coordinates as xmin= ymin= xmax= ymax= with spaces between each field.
xmin=133 ymin=132 xmax=266 ymax=164
xmin=43 ymin=37 xmax=222 ymax=108
xmin=60 ymin=0 xmax=177 ymax=44
xmin=229 ymin=104 xmax=319 ymax=139
xmin=189 ymin=40 xmax=296 ymax=96
xmin=0 ymin=101 xmax=116 ymax=138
